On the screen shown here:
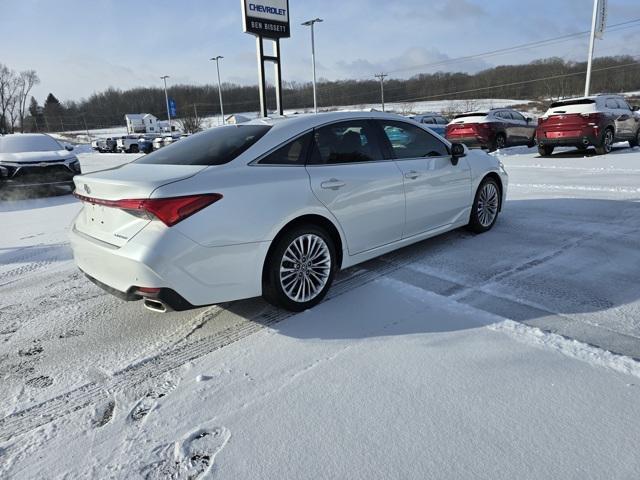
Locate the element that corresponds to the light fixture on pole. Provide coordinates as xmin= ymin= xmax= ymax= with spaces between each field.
xmin=374 ymin=73 xmax=388 ymax=112
xmin=160 ymin=75 xmax=171 ymax=132
xmin=210 ymin=56 xmax=225 ymax=125
xmin=301 ymin=18 xmax=323 ymax=114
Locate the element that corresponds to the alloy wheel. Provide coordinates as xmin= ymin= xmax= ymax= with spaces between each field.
xmin=279 ymin=234 xmax=331 ymax=303
xmin=476 ymin=182 xmax=499 ymax=227
xmin=603 ymin=129 xmax=613 ymax=153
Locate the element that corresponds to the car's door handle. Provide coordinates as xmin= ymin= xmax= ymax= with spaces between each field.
xmin=320 ymin=178 xmax=346 ymax=190
xmin=404 ymin=170 xmax=421 ymax=180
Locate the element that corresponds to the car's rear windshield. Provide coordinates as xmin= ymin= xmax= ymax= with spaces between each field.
xmin=135 ymin=125 xmax=271 ymax=165
xmin=0 ymin=135 xmax=63 ymax=153
xmin=549 ymin=99 xmax=595 ymax=108
xmin=454 ymin=113 xmax=487 ymax=119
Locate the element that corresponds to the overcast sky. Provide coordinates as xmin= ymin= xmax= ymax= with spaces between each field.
xmin=1 ymin=0 xmax=638 ymax=104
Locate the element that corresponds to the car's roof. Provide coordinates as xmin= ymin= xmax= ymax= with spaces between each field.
xmin=244 ymin=111 xmax=414 ymax=141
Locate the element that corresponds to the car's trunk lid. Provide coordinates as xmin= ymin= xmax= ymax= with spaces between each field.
xmin=73 ymin=163 xmax=205 ymax=247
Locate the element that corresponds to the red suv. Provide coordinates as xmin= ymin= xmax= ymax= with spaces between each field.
xmin=445 ymin=108 xmax=536 ymax=152
xmin=536 ymin=94 xmax=640 ymax=156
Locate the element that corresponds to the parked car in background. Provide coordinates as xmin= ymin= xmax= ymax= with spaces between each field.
xmin=137 ymin=137 xmax=154 ymax=154
xmin=117 ymin=135 xmax=145 ymax=153
xmin=93 ymin=137 xmax=117 ymax=153
xmin=445 ymin=108 xmax=536 ymax=152
xmin=70 ymin=111 xmax=507 ymax=313
xmin=408 ymin=113 xmax=449 ymax=135
xmin=152 ymin=137 xmax=164 ymax=151
xmin=0 ymin=133 xmax=81 ymax=190
xmin=536 ymin=94 xmax=640 ymax=156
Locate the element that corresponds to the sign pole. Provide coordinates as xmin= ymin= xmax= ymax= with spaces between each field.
xmin=256 ymin=36 xmax=268 ymax=117
xmin=273 ymin=38 xmax=283 ymax=116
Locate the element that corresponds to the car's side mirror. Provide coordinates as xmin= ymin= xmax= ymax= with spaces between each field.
xmin=451 ymin=143 xmax=466 ymax=165
xmin=633 ymin=105 xmax=640 ymax=111
xmin=65 ymin=145 xmax=74 ymax=151
xmin=526 ymin=117 xmax=532 ymax=124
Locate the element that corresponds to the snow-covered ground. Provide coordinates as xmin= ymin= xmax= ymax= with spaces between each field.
xmin=1 ymin=144 xmax=640 ymax=479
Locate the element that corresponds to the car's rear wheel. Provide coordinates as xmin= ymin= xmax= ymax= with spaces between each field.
xmin=129 ymin=144 xmax=139 ymax=153
xmin=630 ymin=129 xmax=640 ymax=148
xmin=263 ymin=225 xmax=336 ymax=311
xmin=468 ymin=177 xmax=500 ymax=233
xmin=595 ymin=127 xmax=614 ymax=155
xmin=538 ymin=145 xmax=554 ymax=157
xmin=489 ymin=133 xmax=506 ymax=152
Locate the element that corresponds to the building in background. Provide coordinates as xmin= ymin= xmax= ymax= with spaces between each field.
xmin=125 ymin=113 xmax=159 ymax=134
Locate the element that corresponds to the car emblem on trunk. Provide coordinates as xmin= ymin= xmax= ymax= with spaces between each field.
xmin=84 ymin=184 xmax=91 ymax=194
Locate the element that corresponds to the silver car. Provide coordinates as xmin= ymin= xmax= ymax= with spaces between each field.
xmin=70 ymin=111 xmax=507 ymax=312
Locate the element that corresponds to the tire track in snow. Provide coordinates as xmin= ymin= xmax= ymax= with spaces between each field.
xmin=0 ymin=241 xmax=429 ymax=443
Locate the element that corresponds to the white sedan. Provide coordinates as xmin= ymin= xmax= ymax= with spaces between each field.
xmin=70 ymin=111 xmax=508 ymax=312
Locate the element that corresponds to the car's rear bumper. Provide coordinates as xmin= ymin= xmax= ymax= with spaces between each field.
xmin=69 ymin=221 xmax=270 ymax=308
xmin=536 ymin=126 xmax=600 ymax=147
xmin=445 ymin=136 xmax=488 ymax=148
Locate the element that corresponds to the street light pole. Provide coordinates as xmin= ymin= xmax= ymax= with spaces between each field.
xmin=160 ymin=75 xmax=171 ymax=132
xmin=210 ymin=56 xmax=225 ymax=125
xmin=302 ymin=18 xmax=323 ymax=114
xmin=374 ymin=73 xmax=388 ymax=112
xmin=585 ymin=0 xmax=600 ymax=96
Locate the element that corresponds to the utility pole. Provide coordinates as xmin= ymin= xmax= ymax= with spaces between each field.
xmin=302 ymin=18 xmax=323 ymax=113
xmin=210 ymin=56 xmax=225 ymax=125
xmin=374 ymin=73 xmax=388 ymax=112
xmin=585 ymin=0 xmax=607 ymax=96
xmin=160 ymin=75 xmax=171 ymax=132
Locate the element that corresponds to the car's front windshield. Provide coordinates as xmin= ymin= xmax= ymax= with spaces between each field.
xmin=0 ymin=135 xmax=63 ymax=153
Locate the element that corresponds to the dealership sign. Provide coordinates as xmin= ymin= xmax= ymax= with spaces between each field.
xmin=242 ymin=0 xmax=290 ymax=38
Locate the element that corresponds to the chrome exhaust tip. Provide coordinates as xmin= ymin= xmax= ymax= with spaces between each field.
xmin=582 ymin=138 xmax=589 ymax=145
xmin=144 ymin=298 xmax=168 ymax=313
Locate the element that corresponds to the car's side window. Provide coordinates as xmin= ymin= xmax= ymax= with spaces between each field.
xmin=617 ymin=99 xmax=631 ymax=111
xmin=378 ymin=120 xmax=449 ymax=159
xmin=605 ymin=99 xmax=619 ymax=110
xmin=258 ymin=132 xmax=311 ymax=165
xmin=308 ymin=120 xmax=384 ymax=165
xmin=511 ymin=112 xmax=526 ymax=122
xmin=436 ymin=117 xmax=448 ymax=125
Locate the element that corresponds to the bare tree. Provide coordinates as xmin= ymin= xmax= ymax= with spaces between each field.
xmin=178 ymin=111 xmax=203 ymax=134
xmin=0 ymin=63 xmax=17 ymax=133
xmin=17 ymin=70 xmax=40 ymax=133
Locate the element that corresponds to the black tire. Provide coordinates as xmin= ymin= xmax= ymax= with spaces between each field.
xmin=467 ymin=177 xmax=501 ymax=234
xmin=129 ymin=144 xmax=139 ymax=153
xmin=527 ymin=131 xmax=537 ymax=148
xmin=263 ymin=225 xmax=337 ymax=312
xmin=538 ymin=145 xmax=554 ymax=157
xmin=489 ymin=133 xmax=506 ymax=152
xmin=630 ymin=129 xmax=640 ymax=148
xmin=595 ymin=127 xmax=614 ymax=155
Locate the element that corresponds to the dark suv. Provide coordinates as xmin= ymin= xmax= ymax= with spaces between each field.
xmin=445 ymin=108 xmax=536 ymax=152
xmin=536 ymin=94 xmax=640 ymax=156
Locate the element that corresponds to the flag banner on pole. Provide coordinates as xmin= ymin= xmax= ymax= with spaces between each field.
xmin=595 ymin=0 xmax=607 ymax=39
xmin=168 ymin=98 xmax=178 ymax=118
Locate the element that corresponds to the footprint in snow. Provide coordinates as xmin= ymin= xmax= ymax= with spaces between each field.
xmin=128 ymin=379 xmax=178 ymax=424
xmin=93 ymin=399 xmax=116 ymax=428
xmin=142 ymin=427 xmax=231 ymax=480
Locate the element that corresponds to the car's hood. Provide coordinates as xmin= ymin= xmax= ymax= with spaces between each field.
xmin=0 ymin=150 xmax=75 ymax=164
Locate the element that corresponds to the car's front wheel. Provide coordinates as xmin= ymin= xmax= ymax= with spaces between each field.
xmin=263 ymin=225 xmax=336 ymax=311
xmin=468 ymin=177 xmax=501 ymax=233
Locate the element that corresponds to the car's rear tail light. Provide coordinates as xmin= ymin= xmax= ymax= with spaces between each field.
xmin=580 ymin=112 xmax=603 ymax=120
xmin=73 ymin=193 xmax=223 ymax=226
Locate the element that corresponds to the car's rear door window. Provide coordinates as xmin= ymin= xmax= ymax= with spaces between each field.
xmin=258 ymin=133 xmax=312 ymax=165
xmin=308 ymin=120 xmax=384 ymax=164
xmin=135 ymin=125 xmax=271 ymax=165
xmin=378 ymin=120 xmax=449 ymax=159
